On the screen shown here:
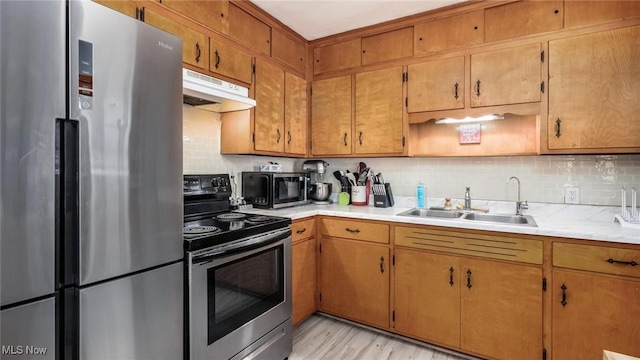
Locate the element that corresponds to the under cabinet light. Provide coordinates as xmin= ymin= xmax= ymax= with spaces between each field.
xmin=435 ymin=114 xmax=504 ymax=124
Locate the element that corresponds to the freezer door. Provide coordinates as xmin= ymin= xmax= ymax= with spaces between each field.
xmin=0 ymin=0 xmax=63 ymax=305
xmin=0 ymin=297 xmax=56 ymax=360
xmin=68 ymin=1 xmax=184 ymax=285
xmin=79 ymin=262 xmax=183 ymax=360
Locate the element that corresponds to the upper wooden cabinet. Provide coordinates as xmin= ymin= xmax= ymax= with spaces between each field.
xmin=355 ymin=67 xmax=405 ymax=155
xmin=228 ymin=3 xmax=271 ymax=56
xmin=407 ymin=56 xmax=465 ymax=113
xmin=361 ymin=27 xmax=413 ymax=66
xmin=156 ymin=0 xmax=229 ymax=34
xmin=485 ymin=0 xmax=563 ymax=42
xmin=470 ymin=43 xmax=542 ymax=107
xmin=284 ymin=72 xmax=308 ymax=156
xmin=414 ymin=11 xmax=483 ymax=55
xmin=565 ymin=1 xmax=640 ymax=29
xmin=313 ymin=39 xmax=361 ymax=75
xmin=254 ymin=59 xmax=285 ymax=153
xmin=272 ymin=28 xmax=306 ymax=74
xmin=548 ymin=25 xmax=640 ymax=151
xmin=311 ymin=76 xmax=352 ymax=156
xmin=209 ymin=39 xmax=252 ymax=84
xmin=143 ymin=7 xmax=209 ymax=69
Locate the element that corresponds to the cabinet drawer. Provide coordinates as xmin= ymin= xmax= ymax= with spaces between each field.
xmin=320 ymin=218 xmax=389 ymax=244
xmin=395 ymin=226 xmax=542 ymax=264
xmin=553 ymin=242 xmax=640 ymax=278
xmin=292 ymin=218 xmax=315 ymax=243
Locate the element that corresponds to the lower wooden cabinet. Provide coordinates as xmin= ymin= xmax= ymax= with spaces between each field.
xmin=394 ymin=248 xmax=543 ymax=360
xmin=552 ymin=270 xmax=640 ymax=360
xmin=318 ymin=237 xmax=390 ymax=329
xmin=292 ymin=218 xmax=317 ymax=326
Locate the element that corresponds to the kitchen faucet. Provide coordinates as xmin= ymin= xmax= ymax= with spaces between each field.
xmin=464 ymin=186 xmax=471 ymax=210
xmin=507 ymin=176 xmax=528 ymax=216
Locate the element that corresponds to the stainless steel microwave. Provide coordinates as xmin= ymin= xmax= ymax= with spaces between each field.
xmin=242 ymin=172 xmax=309 ymax=209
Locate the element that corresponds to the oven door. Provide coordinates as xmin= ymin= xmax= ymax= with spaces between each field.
xmin=188 ymin=228 xmax=292 ymax=360
xmin=272 ymin=174 xmax=308 ymax=209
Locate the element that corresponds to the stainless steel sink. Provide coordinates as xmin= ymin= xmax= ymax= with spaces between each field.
xmin=396 ymin=208 xmax=538 ymax=227
xmin=397 ymin=208 xmax=465 ymax=219
xmin=462 ymin=212 xmax=537 ymax=227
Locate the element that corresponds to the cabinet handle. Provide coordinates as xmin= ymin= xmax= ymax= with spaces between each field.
xmin=135 ymin=7 xmax=140 ymax=20
xmin=561 ymin=283 xmax=567 ymax=307
xmin=606 ymin=258 xmax=638 ymax=266
xmin=343 ymin=133 xmax=348 ymax=146
xmin=475 ymin=79 xmax=481 ymax=97
xmin=287 ymin=131 xmax=292 ymax=145
xmin=380 ymin=256 xmax=385 ymax=274
xmin=359 ymin=131 xmax=363 ymax=146
xmin=555 ymin=119 xmax=562 ymax=138
xmin=466 ymin=269 xmax=472 ymax=289
xmin=454 ymin=82 xmax=459 ymax=100
xmin=276 ymin=129 xmax=281 ymax=143
xmin=344 ymin=228 xmax=360 ymax=234
xmin=296 ymin=228 xmax=306 ymax=234
xmin=214 ymin=50 xmax=220 ymax=69
xmin=195 ymin=42 xmax=201 ymax=63
xmin=449 ymin=267 xmax=454 ymax=286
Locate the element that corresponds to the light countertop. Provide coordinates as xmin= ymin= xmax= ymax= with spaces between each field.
xmin=240 ymin=197 xmax=640 ymax=245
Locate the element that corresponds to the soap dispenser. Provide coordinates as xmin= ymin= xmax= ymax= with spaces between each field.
xmin=417 ymin=182 xmax=425 ymax=209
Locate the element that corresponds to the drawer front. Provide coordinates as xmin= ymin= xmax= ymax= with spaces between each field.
xmin=320 ymin=218 xmax=389 ymax=244
xmin=292 ymin=218 xmax=315 ymax=243
xmin=395 ymin=226 xmax=542 ymax=264
xmin=553 ymin=242 xmax=640 ymax=278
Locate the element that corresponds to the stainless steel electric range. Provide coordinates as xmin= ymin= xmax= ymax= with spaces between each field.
xmin=183 ymin=174 xmax=293 ymax=360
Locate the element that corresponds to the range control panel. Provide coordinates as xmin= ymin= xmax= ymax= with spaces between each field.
xmin=183 ymin=174 xmax=232 ymax=196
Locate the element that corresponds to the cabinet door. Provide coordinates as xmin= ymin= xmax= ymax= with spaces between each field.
xmin=292 ymin=238 xmax=316 ymax=326
xmin=228 ymin=3 xmax=271 ymax=56
xmin=484 ymin=1 xmax=563 ymax=43
xmin=565 ymin=1 xmax=640 ymax=29
xmin=158 ymin=0 xmax=229 ymax=34
xmin=319 ymin=238 xmax=389 ymax=329
xmin=94 ymin=0 xmax=139 ymax=18
xmin=470 ymin=43 xmax=541 ymax=107
xmin=272 ymin=28 xmax=306 ymax=74
xmin=552 ymin=269 xmax=640 ymax=360
xmin=311 ymin=76 xmax=352 ymax=156
xmin=284 ymin=72 xmax=307 ymax=156
xmin=408 ymin=56 xmax=465 ymax=113
xmin=394 ymin=249 xmax=461 ymax=348
xmin=548 ymin=26 xmax=640 ymax=150
xmin=209 ymin=39 xmax=252 ymax=84
xmin=414 ymin=10 xmax=483 ymax=55
xmin=254 ymin=59 xmax=284 ymax=153
xmin=355 ymin=67 xmax=404 ymax=154
xmin=313 ymin=39 xmax=361 ymax=75
xmin=460 ymin=258 xmax=542 ymax=360
xmin=361 ymin=27 xmax=413 ymax=66
xmin=143 ymin=8 xmax=208 ymax=69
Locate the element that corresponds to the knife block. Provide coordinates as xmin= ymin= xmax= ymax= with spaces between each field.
xmin=374 ymin=183 xmax=394 ymax=208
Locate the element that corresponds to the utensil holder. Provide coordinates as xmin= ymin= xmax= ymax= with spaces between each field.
xmin=351 ymin=185 xmax=367 ymax=206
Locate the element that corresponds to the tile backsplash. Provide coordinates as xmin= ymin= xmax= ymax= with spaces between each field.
xmin=183 ymin=106 xmax=640 ymax=206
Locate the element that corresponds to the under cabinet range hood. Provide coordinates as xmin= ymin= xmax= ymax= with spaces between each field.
xmin=183 ymin=68 xmax=256 ymax=112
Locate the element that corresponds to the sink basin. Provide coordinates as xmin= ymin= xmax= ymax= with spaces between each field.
xmin=397 ymin=208 xmax=465 ymax=219
xmin=462 ymin=213 xmax=537 ymax=227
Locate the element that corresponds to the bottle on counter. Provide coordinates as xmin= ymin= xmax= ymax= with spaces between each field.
xmin=417 ymin=182 xmax=425 ymax=209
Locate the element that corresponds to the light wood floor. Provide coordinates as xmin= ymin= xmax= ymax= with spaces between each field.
xmin=290 ymin=314 xmax=478 ymax=360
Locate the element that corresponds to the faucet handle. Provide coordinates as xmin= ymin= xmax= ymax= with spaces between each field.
xmin=521 ymin=200 xmax=529 ymax=210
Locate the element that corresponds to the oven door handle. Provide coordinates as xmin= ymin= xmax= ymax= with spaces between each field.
xmin=192 ymin=227 xmax=291 ymax=265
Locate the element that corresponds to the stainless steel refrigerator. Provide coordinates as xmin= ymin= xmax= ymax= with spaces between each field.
xmin=1 ymin=1 xmax=184 ymax=359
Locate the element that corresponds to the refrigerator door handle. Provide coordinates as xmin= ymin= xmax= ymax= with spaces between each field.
xmin=56 ymin=119 xmax=80 ymax=288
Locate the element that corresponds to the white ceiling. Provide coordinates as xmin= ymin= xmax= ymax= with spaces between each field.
xmin=250 ymin=0 xmax=468 ymax=41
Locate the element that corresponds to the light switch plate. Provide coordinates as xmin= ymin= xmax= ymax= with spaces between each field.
xmin=565 ymin=187 xmax=580 ymax=204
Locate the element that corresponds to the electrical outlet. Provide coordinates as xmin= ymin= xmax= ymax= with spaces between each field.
xmin=565 ymin=187 xmax=580 ymax=204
